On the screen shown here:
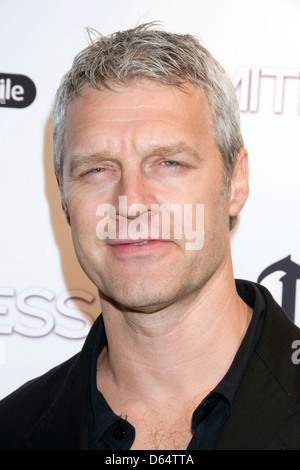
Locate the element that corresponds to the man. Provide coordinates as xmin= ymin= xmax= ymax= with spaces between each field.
xmin=0 ymin=23 xmax=300 ymax=450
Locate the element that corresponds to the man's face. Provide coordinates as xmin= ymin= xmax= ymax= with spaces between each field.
xmin=63 ymin=80 xmax=238 ymax=312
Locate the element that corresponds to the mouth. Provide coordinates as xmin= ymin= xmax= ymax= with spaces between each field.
xmin=107 ymin=238 xmax=172 ymax=256
xmin=108 ymin=238 xmax=161 ymax=245
xmin=124 ymin=240 xmax=152 ymax=246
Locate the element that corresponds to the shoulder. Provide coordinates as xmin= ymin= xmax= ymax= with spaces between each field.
xmin=0 ymin=353 xmax=79 ymax=449
xmin=240 ymin=279 xmax=300 ymax=399
xmin=218 ymin=280 xmax=300 ymax=449
xmin=255 ymin=280 xmax=300 ymax=382
xmin=0 ymin=314 xmax=103 ymax=449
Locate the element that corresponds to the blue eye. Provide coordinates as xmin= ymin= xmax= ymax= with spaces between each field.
xmin=90 ymin=167 xmax=105 ymax=173
xmin=162 ymin=160 xmax=180 ymax=166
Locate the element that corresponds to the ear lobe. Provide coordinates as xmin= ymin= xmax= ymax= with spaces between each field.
xmin=229 ymin=148 xmax=249 ymax=218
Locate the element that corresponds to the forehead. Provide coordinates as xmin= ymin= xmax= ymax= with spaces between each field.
xmin=66 ymin=79 xmax=210 ymax=122
xmin=63 ymin=79 xmax=215 ymax=156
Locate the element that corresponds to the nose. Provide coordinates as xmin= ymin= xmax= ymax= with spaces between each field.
xmin=115 ymin=164 xmax=154 ymax=219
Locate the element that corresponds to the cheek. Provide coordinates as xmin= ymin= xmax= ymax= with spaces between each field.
xmin=204 ymin=196 xmax=229 ymax=236
xmin=66 ymin=180 xmax=103 ymax=206
xmin=66 ymin=178 xmax=112 ymax=222
xmin=193 ymin=178 xmax=229 ymax=242
xmin=68 ymin=194 xmax=100 ymax=244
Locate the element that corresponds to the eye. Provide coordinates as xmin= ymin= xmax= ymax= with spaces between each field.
xmin=89 ymin=167 xmax=106 ymax=173
xmin=161 ymin=160 xmax=181 ymax=166
xmin=80 ymin=166 xmax=107 ymax=179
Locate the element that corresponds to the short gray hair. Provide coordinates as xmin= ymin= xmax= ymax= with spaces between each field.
xmin=52 ymin=22 xmax=243 ymax=228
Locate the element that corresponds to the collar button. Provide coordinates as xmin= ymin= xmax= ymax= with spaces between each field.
xmin=113 ymin=425 xmax=126 ymax=440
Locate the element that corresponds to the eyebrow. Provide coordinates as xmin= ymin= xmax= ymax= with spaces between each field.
xmin=68 ymin=143 xmax=200 ymax=179
xmin=146 ymin=143 xmax=200 ymax=161
xmin=68 ymin=151 xmax=113 ymax=179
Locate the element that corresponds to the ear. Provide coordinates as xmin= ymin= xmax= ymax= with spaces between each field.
xmin=56 ymin=175 xmax=70 ymax=225
xmin=228 ymin=148 xmax=249 ymax=218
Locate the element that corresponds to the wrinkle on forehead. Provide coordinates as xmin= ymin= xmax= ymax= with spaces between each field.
xmin=67 ymin=79 xmax=204 ymax=120
xmin=66 ymin=97 xmax=198 ymax=133
xmin=91 ymin=104 xmax=174 ymax=123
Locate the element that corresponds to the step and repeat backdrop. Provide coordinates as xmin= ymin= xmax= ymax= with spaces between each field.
xmin=1 ymin=0 xmax=299 ymax=399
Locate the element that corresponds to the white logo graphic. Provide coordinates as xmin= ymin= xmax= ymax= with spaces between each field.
xmin=96 ymin=197 xmax=205 ymax=251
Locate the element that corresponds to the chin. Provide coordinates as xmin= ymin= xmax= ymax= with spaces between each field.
xmin=99 ymin=270 xmax=205 ymax=315
xmin=105 ymin=285 xmax=173 ymax=313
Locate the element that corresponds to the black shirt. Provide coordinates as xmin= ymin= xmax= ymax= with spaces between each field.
xmin=2 ymin=279 xmax=300 ymax=450
xmin=88 ymin=281 xmax=266 ymax=450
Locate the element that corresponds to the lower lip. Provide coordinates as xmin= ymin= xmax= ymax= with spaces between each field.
xmin=108 ymin=240 xmax=171 ymax=256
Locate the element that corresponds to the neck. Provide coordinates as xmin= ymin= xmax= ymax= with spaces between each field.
xmin=97 ymin=263 xmax=252 ymax=403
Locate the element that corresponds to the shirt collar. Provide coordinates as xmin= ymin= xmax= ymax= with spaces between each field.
xmin=188 ymin=280 xmax=266 ymax=449
xmin=88 ymin=315 xmax=135 ymax=449
xmin=213 ymin=280 xmax=266 ymax=403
